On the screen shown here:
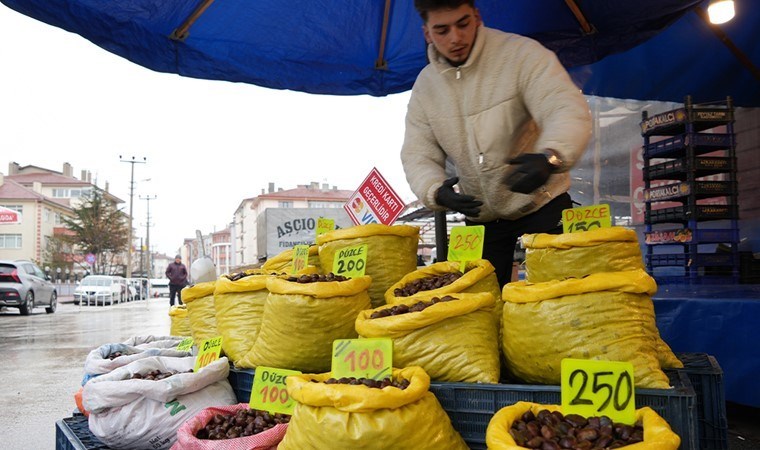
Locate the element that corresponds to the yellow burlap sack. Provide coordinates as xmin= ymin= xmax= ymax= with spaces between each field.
xmin=522 ymin=227 xmax=645 ymax=282
xmin=213 ymin=271 xmax=271 ymax=368
xmin=356 ymin=291 xmax=499 ymax=383
xmin=384 ymin=259 xmax=502 ymax=326
xmin=250 ymin=276 xmax=372 ymax=372
xmin=486 ymin=402 xmax=680 ymax=450
xmin=279 ymin=366 xmax=468 ymax=450
xmin=168 ymin=305 xmax=191 ymax=337
xmin=502 ymin=269 xmax=679 ymax=389
xmin=262 ymin=245 xmax=321 ymax=274
xmin=181 ymin=281 xmax=218 ymax=342
xmin=317 ymin=224 xmax=419 ymax=308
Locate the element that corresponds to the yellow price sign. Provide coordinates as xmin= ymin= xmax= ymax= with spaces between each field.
xmin=316 ymin=217 xmax=335 ymax=237
xmin=291 ymin=244 xmax=310 ymax=274
xmin=561 ymin=358 xmax=636 ymax=425
xmin=194 ymin=336 xmax=223 ymax=372
xmin=447 ymin=226 xmax=484 ymax=272
xmin=332 ymin=338 xmax=392 ymax=380
xmin=332 ymin=244 xmax=367 ymax=278
xmin=562 ymin=204 xmax=612 ymax=233
xmin=250 ymin=366 xmax=301 ymax=415
xmin=176 ymin=337 xmax=194 ymax=352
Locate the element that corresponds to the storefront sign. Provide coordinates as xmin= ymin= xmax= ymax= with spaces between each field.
xmin=561 ymin=358 xmax=636 ymax=425
xmin=644 ymin=183 xmax=690 ymax=202
xmin=250 ymin=366 xmax=301 ymax=415
xmin=0 ymin=206 xmax=21 ymax=224
xmin=194 ymin=336 xmax=223 ymax=372
xmin=562 ymin=204 xmax=611 ymax=233
xmin=640 ymin=108 xmax=686 ymax=134
xmin=344 ymin=167 xmax=406 ymax=225
xmin=259 ymin=208 xmax=353 ymax=259
xmin=332 ymin=338 xmax=392 ymax=381
xmin=332 ymin=244 xmax=368 ymax=278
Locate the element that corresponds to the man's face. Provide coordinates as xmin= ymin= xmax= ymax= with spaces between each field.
xmin=423 ymin=4 xmax=481 ymax=66
xmin=175 ymin=258 xmax=181 ymax=264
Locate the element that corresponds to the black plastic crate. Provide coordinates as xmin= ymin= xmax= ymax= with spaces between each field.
xmin=647 ymin=252 xmax=737 ymax=268
xmin=673 ymin=353 xmax=728 ymax=449
xmin=641 ymin=107 xmax=733 ymax=137
xmin=228 ymin=368 xmax=698 ymax=450
xmin=644 ymin=181 xmax=736 ymax=203
xmin=642 ymin=133 xmax=733 ymax=158
xmin=644 ymin=157 xmax=735 ymax=181
xmin=646 ymin=204 xmax=738 ymax=224
xmin=56 ymin=416 xmax=111 ymax=450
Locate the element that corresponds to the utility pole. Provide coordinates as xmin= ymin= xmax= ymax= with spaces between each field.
xmin=119 ymin=156 xmax=146 ymax=279
xmin=140 ymin=194 xmax=157 ymax=278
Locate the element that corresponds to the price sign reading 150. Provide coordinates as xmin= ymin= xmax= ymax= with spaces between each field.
xmin=561 ymin=358 xmax=636 ymax=425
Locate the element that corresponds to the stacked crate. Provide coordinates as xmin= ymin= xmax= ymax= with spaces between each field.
xmin=641 ymin=96 xmax=739 ymax=284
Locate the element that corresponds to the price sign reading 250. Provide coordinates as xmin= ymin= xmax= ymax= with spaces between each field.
xmin=561 ymin=358 xmax=636 ymax=425
xmin=250 ymin=366 xmax=301 ymax=415
xmin=447 ymin=225 xmax=485 ymax=271
xmin=332 ymin=244 xmax=368 ymax=278
xmin=332 ymin=338 xmax=392 ymax=381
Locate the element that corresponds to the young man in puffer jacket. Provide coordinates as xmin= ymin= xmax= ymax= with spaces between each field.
xmin=401 ymin=0 xmax=592 ymax=287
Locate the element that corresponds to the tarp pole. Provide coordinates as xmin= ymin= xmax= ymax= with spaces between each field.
xmin=171 ymin=0 xmax=216 ymax=41
xmin=694 ymin=7 xmax=760 ymax=82
xmin=375 ymin=0 xmax=393 ymax=70
xmin=563 ymin=0 xmax=594 ymax=34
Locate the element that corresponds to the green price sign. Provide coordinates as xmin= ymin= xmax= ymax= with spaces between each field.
xmin=250 ymin=366 xmax=301 ymax=415
xmin=447 ymin=225 xmax=485 ymax=272
xmin=316 ymin=217 xmax=335 ymax=237
xmin=176 ymin=337 xmax=194 ymax=352
xmin=332 ymin=338 xmax=392 ymax=380
xmin=194 ymin=336 xmax=223 ymax=372
xmin=561 ymin=358 xmax=636 ymax=425
xmin=291 ymin=244 xmax=310 ymax=274
xmin=332 ymin=244 xmax=367 ymax=278
xmin=562 ymin=204 xmax=611 ymax=233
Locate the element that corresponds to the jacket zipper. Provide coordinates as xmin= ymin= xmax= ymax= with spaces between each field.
xmin=456 ymin=66 xmax=461 ymax=80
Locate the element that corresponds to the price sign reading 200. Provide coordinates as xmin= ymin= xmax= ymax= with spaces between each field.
xmin=561 ymin=358 xmax=636 ymax=425
xmin=332 ymin=244 xmax=368 ymax=278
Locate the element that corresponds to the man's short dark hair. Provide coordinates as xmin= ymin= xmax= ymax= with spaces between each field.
xmin=414 ymin=0 xmax=475 ymax=22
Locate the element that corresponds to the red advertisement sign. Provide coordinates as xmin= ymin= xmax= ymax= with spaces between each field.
xmin=0 ymin=206 xmax=22 ymax=224
xmin=344 ymin=168 xmax=406 ymax=226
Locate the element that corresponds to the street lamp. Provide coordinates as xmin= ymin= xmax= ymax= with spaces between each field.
xmin=119 ymin=155 xmax=147 ymax=279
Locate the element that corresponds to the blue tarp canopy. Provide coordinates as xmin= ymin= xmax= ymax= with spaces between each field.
xmin=1 ymin=0 xmax=758 ymax=105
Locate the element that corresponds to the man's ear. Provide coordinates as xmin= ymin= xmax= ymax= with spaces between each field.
xmin=474 ymin=8 xmax=482 ymax=27
xmin=422 ymin=25 xmax=431 ymax=44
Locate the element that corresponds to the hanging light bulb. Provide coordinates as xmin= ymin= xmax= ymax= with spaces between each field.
xmin=707 ymin=0 xmax=735 ymax=24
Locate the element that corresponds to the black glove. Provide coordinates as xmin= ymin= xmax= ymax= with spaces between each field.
xmin=504 ymin=153 xmax=554 ymax=194
xmin=435 ymin=177 xmax=483 ymax=216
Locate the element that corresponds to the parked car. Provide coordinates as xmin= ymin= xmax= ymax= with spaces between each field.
xmin=73 ymin=275 xmax=126 ymax=306
xmin=0 ymin=260 xmax=57 ymax=315
xmin=149 ymin=278 xmax=170 ymax=298
xmin=128 ymin=278 xmax=150 ymax=300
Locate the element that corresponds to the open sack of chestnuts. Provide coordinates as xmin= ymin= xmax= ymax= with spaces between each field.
xmin=172 ymin=403 xmax=289 ymax=450
xmin=355 ymin=291 xmax=500 ymax=383
xmin=83 ymin=356 xmax=237 ymax=450
xmin=261 ymin=245 xmax=321 ymax=274
xmin=278 ymin=366 xmax=468 ymax=450
xmin=182 ymin=281 xmax=219 ymax=342
xmin=485 ymin=401 xmax=680 ymax=450
xmin=501 ymin=269 xmax=682 ymax=389
xmin=317 ymin=224 xmax=420 ymax=308
xmin=385 ymin=258 xmax=503 ymax=328
xmin=248 ymin=274 xmax=372 ymax=372
xmin=81 ymin=342 xmax=191 ymax=385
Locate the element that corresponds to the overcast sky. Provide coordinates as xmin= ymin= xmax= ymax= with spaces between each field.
xmin=0 ymin=6 xmax=417 ymax=256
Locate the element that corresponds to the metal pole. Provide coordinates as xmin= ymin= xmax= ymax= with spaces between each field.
xmin=434 ymin=210 xmax=448 ymax=262
xmin=140 ymin=195 xmax=157 ymax=279
xmin=119 ymin=156 xmax=146 ymax=279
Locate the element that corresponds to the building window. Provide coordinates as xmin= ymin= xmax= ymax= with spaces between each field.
xmin=54 ymin=213 xmax=65 ymax=225
xmin=308 ymin=201 xmax=342 ymax=208
xmin=51 ymin=188 xmax=92 ymax=198
xmin=0 ymin=234 xmax=22 ymax=249
xmin=0 ymin=205 xmax=23 ymax=214
xmin=278 ymin=201 xmax=293 ymax=208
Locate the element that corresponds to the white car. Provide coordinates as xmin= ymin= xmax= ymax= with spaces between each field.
xmin=149 ymin=278 xmax=170 ymax=298
xmin=73 ymin=275 xmax=126 ymax=306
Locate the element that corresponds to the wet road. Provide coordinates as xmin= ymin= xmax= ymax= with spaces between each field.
xmin=0 ymin=298 xmax=172 ymax=450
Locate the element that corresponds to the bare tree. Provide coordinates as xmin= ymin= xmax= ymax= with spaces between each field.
xmin=59 ymin=190 xmax=130 ymax=275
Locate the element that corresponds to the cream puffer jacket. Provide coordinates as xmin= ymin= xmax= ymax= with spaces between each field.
xmin=401 ymin=26 xmax=592 ymax=222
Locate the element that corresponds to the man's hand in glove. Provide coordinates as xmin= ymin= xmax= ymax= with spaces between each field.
xmin=435 ymin=177 xmax=483 ymax=216
xmin=504 ymin=152 xmax=556 ymax=194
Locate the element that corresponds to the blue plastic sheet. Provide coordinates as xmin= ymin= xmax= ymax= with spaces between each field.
xmin=654 ymin=285 xmax=760 ymax=407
